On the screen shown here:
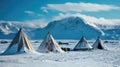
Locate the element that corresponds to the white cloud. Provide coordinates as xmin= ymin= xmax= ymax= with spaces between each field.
xmin=1 ymin=13 xmax=120 ymax=29
xmin=24 ymin=11 xmax=35 ymax=15
xmin=43 ymin=2 xmax=120 ymax=12
xmin=22 ymin=19 xmax=48 ymax=27
xmin=52 ymin=13 xmax=120 ymax=26
xmin=41 ymin=7 xmax=48 ymax=13
xmin=0 ymin=19 xmax=48 ymax=28
xmin=22 ymin=12 xmax=120 ymax=27
xmin=24 ymin=10 xmax=42 ymax=16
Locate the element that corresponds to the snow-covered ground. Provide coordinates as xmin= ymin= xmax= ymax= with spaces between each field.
xmin=0 ymin=40 xmax=120 ymax=67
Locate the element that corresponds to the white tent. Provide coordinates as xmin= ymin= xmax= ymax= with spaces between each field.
xmin=38 ymin=32 xmax=64 ymax=53
xmin=74 ymin=36 xmax=92 ymax=50
xmin=92 ymin=37 xmax=107 ymax=49
xmin=2 ymin=28 xmax=35 ymax=55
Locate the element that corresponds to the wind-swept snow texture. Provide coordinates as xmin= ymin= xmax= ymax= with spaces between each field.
xmin=0 ymin=40 xmax=120 ymax=67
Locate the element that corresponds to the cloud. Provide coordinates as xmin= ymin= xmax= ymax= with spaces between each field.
xmin=22 ymin=12 xmax=120 ymax=27
xmin=24 ymin=11 xmax=35 ymax=15
xmin=24 ymin=10 xmax=42 ymax=16
xmin=22 ymin=19 xmax=48 ymax=27
xmin=52 ymin=13 xmax=120 ymax=26
xmin=0 ymin=19 xmax=48 ymax=28
xmin=41 ymin=7 xmax=48 ymax=13
xmin=42 ymin=2 xmax=120 ymax=12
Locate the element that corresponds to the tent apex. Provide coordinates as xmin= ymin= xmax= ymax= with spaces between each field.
xmin=48 ymin=31 xmax=50 ymax=34
xmin=98 ymin=36 xmax=100 ymax=39
xmin=19 ymin=28 xmax=22 ymax=31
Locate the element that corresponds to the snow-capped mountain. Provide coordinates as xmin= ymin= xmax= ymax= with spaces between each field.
xmin=0 ymin=17 xmax=119 ymax=40
xmin=102 ymin=29 xmax=120 ymax=40
xmin=0 ymin=21 xmax=40 ymax=39
xmin=32 ymin=17 xmax=104 ymax=39
xmin=95 ymin=24 xmax=120 ymax=40
xmin=96 ymin=24 xmax=120 ymax=29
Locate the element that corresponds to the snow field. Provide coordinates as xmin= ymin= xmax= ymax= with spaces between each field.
xmin=0 ymin=40 xmax=120 ymax=67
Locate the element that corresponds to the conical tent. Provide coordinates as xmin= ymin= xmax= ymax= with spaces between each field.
xmin=2 ymin=28 xmax=35 ymax=55
xmin=74 ymin=36 xmax=92 ymax=50
xmin=92 ymin=37 xmax=107 ymax=49
xmin=38 ymin=32 xmax=64 ymax=53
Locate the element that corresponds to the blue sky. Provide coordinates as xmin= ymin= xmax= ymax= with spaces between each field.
xmin=0 ymin=0 xmax=120 ymax=26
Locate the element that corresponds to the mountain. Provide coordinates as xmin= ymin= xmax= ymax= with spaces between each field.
xmin=96 ymin=24 xmax=120 ymax=29
xmin=102 ymin=29 xmax=120 ymax=40
xmin=0 ymin=21 xmax=40 ymax=39
xmin=95 ymin=24 xmax=120 ymax=40
xmin=32 ymin=17 xmax=104 ymax=39
xmin=1 ymin=17 xmax=119 ymax=40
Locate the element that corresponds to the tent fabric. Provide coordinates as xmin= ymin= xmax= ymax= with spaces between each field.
xmin=38 ymin=32 xmax=64 ymax=53
xmin=92 ymin=37 xmax=107 ymax=49
xmin=74 ymin=36 xmax=92 ymax=50
xmin=2 ymin=28 xmax=34 ymax=55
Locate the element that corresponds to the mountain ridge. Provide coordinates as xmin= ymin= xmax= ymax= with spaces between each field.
xmin=0 ymin=16 xmax=119 ymax=40
xmin=31 ymin=16 xmax=104 ymax=39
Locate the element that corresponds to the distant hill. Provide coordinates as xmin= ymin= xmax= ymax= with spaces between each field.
xmin=32 ymin=17 xmax=104 ymax=39
xmin=0 ymin=17 xmax=119 ymax=40
xmin=0 ymin=21 xmax=39 ymax=39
